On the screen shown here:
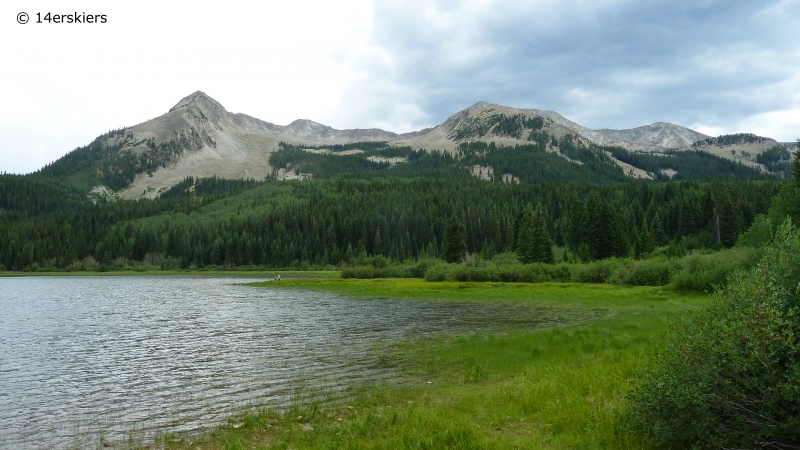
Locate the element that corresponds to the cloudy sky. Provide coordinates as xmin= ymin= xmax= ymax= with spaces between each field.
xmin=2 ymin=0 xmax=799 ymax=173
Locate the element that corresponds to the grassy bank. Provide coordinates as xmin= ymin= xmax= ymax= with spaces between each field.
xmin=152 ymin=279 xmax=706 ymax=450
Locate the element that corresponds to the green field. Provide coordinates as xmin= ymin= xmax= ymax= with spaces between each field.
xmin=155 ymin=279 xmax=707 ymax=450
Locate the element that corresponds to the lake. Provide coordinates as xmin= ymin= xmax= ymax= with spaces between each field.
xmin=0 ymin=276 xmax=603 ymax=449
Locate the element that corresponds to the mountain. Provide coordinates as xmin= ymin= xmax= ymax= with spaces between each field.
xmin=37 ymin=93 xmax=792 ymax=199
xmin=596 ymin=122 xmax=710 ymax=149
xmin=106 ymin=91 xmax=431 ymax=198
xmin=38 ymin=91 xmax=438 ymax=199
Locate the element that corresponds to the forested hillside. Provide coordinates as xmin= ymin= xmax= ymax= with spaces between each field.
xmin=273 ymin=138 xmax=764 ymax=185
xmin=0 ymin=174 xmax=784 ymax=271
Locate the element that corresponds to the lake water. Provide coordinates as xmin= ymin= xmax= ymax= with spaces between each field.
xmin=0 ymin=276 xmax=606 ymax=449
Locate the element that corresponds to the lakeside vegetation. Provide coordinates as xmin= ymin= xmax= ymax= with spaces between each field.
xmin=152 ymin=280 xmax=706 ymax=450
xmin=341 ymin=246 xmax=760 ymax=292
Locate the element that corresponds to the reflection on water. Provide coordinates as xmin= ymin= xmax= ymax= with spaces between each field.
xmin=0 ymin=276 xmax=607 ymax=449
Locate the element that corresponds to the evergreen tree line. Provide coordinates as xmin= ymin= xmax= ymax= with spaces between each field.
xmin=756 ymin=145 xmax=793 ymax=175
xmin=605 ymin=147 xmax=764 ymax=180
xmin=275 ymin=139 xmax=767 ymax=188
xmin=692 ymin=133 xmax=767 ymax=148
xmin=0 ymin=177 xmax=781 ymax=271
xmin=33 ymin=127 xmax=214 ymax=191
xmin=448 ymin=113 xmax=545 ymax=141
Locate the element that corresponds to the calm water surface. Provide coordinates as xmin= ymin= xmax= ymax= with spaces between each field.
xmin=0 ymin=276 xmax=606 ymax=449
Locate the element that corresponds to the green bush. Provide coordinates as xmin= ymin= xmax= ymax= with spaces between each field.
xmin=671 ymin=247 xmax=760 ymax=292
xmin=341 ymin=266 xmax=378 ymax=278
xmin=551 ymin=264 xmax=573 ymax=282
xmin=423 ymin=262 xmax=451 ymax=282
xmin=409 ymin=258 xmax=442 ymax=278
xmin=609 ymin=258 xmax=679 ymax=286
xmin=571 ymin=258 xmax=624 ymax=283
xmin=341 ymin=265 xmax=413 ymax=279
xmin=343 ymin=248 xmax=757 ymax=292
xmin=624 ymin=220 xmax=800 ymax=448
xmin=737 ymin=214 xmax=771 ymax=248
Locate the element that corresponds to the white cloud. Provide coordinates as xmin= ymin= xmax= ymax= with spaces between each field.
xmin=0 ymin=0 xmax=371 ymax=173
xmin=2 ymin=0 xmax=800 ymax=173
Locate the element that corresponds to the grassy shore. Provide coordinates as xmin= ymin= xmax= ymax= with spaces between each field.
xmin=154 ymin=279 xmax=705 ymax=450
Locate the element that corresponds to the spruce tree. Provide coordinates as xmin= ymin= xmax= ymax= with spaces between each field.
xmin=516 ymin=204 xmax=535 ymax=263
xmin=443 ymin=218 xmax=467 ymax=263
xmin=518 ymin=204 xmax=555 ymax=264
xmin=373 ymin=229 xmax=383 ymax=256
xmin=651 ymin=213 xmax=667 ymax=246
xmin=531 ymin=204 xmax=555 ymax=264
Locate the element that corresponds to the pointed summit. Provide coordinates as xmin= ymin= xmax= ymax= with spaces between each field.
xmin=169 ymin=91 xmax=225 ymax=112
xmin=468 ymin=101 xmax=498 ymax=109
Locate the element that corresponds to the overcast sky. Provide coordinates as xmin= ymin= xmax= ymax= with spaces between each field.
xmin=2 ymin=0 xmax=799 ymax=174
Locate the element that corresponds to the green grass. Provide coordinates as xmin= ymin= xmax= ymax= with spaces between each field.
xmin=154 ymin=279 xmax=707 ymax=450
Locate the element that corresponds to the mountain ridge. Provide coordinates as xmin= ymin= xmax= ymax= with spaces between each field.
xmin=37 ymin=92 xmax=792 ymax=199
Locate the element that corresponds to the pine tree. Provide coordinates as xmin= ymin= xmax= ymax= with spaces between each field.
xmin=516 ymin=204 xmax=535 ymax=263
xmin=531 ymin=204 xmax=555 ymax=264
xmin=586 ymin=192 xmax=604 ymax=259
xmin=443 ymin=218 xmax=468 ymax=263
xmin=634 ymin=218 xmax=655 ymax=258
xmin=373 ymin=229 xmax=383 ymax=256
xmin=651 ymin=213 xmax=667 ymax=246
xmin=517 ymin=204 xmax=555 ymax=264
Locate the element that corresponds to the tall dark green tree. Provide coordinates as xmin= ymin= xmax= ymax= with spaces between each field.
xmin=531 ymin=205 xmax=556 ymax=264
xmin=516 ymin=205 xmax=535 ymax=263
xmin=518 ymin=204 xmax=554 ymax=264
xmin=443 ymin=218 xmax=467 ymax=263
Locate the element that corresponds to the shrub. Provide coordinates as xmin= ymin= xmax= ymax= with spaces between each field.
xmin=672 ymin=247 xmax=760 ymax=292
xmin=737 ymin=214 xmax=771 ymax=248
xmin=371 ymin=254 xmax=389 ymax=269
xmin=513 ymin=264 xmax=556 ymax=283
xmin=610 ymin=258 xmax=679 ymax=286
xmin=341 ymin=266 xmax=378 ymax=278
xmin=624 ymin=220 xmax=800 ymax=448
xmin=409 ymin=258 xmax=441 ymax=278
xmin=551 ymin=264 xmax=573 ymax=282
xmin=423 ymin=262 xmax=451 ymax=282
xmin=572 ymin=258 xmax=624 ymax=283
xmin=341 ymin=265 xmax=413 ymax=279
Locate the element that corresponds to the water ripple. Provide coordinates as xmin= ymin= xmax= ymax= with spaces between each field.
xmin=0 ymin=276 xmax=606 ymax=449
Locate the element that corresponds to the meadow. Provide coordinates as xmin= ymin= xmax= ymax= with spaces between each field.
xmin=153 ymin=279 xmax=707 ymax=450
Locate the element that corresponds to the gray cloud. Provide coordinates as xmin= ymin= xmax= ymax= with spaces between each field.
xmin=337 ymin=0 xmax=800 ymax=139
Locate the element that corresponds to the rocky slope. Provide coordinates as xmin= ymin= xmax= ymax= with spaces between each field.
xmin=71 ymin=92 xmax=791 ymax=198
xmin=116 ymin=92 xmax=421 ymax=199
xmin=596 ymin=122 xmax=710 ymax=149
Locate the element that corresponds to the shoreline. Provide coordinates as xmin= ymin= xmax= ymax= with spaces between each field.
xmin=141 ymin=278 xmax=707 ymax=449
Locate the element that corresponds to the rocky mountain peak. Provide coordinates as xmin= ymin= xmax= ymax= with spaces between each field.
xmin=169 ymin=91 xmax=225 ymax=112
xmin=468 ymin=101 xmax=498 ymax=110
xmin=287 ymin=119 xmax=330 ymax=131
xmin=597 ymin=122 xmax=711 ymax=149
